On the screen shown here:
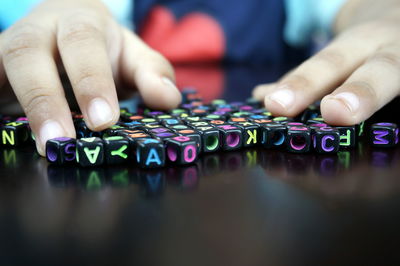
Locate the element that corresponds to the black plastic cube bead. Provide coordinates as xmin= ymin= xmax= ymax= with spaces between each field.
xmin=76 ymin=137 xmax=105 ymax=167
xmin=167 ymin=124 xmax=191 ymax=131
xmin=312 ymin=127 xmax=340 ymax=154
xmin=272 ymin=116 xmax=294 ymax=124
xmin=46 ymin=137 xmax=77 ymax=164
xmin=216 ymin=124 xmax=243 ymax=151
xmin=1 ymin=121 xmax=30 ymax=146
xmin=235 ymin=122 xmax=260 ymax=147
xmin=306 ymin=116 xmax=325 ymax=125
xmin=336 ymin=126 xmax=356 ymax=149
xmin=260 ymin=123 xmax=286 ymax=149
xmin=174 ymin=129 xmax=202 ymax=152
xmin=369 ymin=122 xmax=398 ymax=148
xmin=161 ymin=118 xmax=182 ymax=127
xmin=187 ymin=121 xmax=210 ymax=128
xmin=152 ymin=132 xmax=178 ymax=142
xmin=103 ymin=136 xmax=130 ymax=165
xmin=299 ymin=104 xmax=320 ymax=123
xmin=148 ymin=127 xmax=174 ymax=136
xmin=166 ymin=136 xmax=199 ymax=165
xmin=194 ymin=126 xmax=220 ymax=153
xmin=286 ymin=126 xmax=311 ymax=153
xmin=74 ymin=119 xmax=102 ymax=138
xmin=134 ymin=139 xmax=165 ymax=168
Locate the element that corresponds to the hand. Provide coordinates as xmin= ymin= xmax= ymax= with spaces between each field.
xmin=253 ymin=0 xmax=400 ymax=126
xmin=0 ymin=0 xmax=181 ymax=156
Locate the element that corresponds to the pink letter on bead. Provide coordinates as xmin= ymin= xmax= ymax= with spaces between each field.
xmin=183 ymin=145 xmax=196 ymax=163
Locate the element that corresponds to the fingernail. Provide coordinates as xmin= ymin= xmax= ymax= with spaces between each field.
xmin=332 ymin=92 xmax=359 ymax=113
xmin=162 ymin=77 xmax=178 ymax=91
xmin=268 ymin=88 xmax=295 ymax=109
xmin=87 ymin=98 xmax=114 ymax=127
xmin=38 ymin=120 xmax=65 ymax=155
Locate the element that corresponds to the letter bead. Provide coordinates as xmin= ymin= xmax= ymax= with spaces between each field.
xmin=260 ymin=123 xmax=286 ymax=149
xmin=1 ymin=122 xmax=30 ymax=146
xmin=134 ymin=139 xmax=165 ymax=168
xmin=166 ymin=136 xmax=198 ymax=165
xmin=336 ymin=126 xmax=356 ymax=149
xmin=46 ymin=137 xmax=77 ymax=164
xmin=235 ymin=122 xmax=260 ymax=147
xmin=369 ymin=122 xmax=398 ymax=148
xmin=103 ymin=136 xmax=130 ymax=165
xmin=76 ymin=137 xmax=105 ymax=167
xmin=217 ymin=124 xmax=243 ymax=151
xmin=286 ymin=126 xmax=311 ymax=153
xmin=312 ymin=127 xmax=340 ymax=154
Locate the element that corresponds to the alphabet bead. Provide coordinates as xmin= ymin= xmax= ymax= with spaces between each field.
xmin=235 ymin=122 xmax=260 ymax=147
xmin=217 ymin=124 xmax=243 ymax=151
xmin=166 ymin=136 xmax=198 ymax=165
xmin=336 ymin=126 xmax=356 ymax=149
xmin=369 ymin=122 xmax=398 ymax=148
xmin=134 ymin=139 xmax=165 ymax=168
xmin=46 ymin=137 xmax=76 ymax=164
xmin=260 ymin=123 xmax=286 ymax=149
xmin=104 ymin=136 xmax=130 ymax=165
xmin=76 ymin=137 xmax=105 ymax=167
xmin=1 ymin=122 xmax=30 ymax=147
xmin=312 ymin=127 xmax=340 ymax=154
xmin=286 ymin=126 xmax=311 ymax=153
xmin=193 ymin=126 xmax=220 ymax=153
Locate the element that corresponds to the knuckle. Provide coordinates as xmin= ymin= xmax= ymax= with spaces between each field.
xmin=2 ymin=23 xmax=46 ymax=62
xmin=368 ymin=51 xmax=400 ymax=70
xmin=314 ymin=49 xmax=346 ymax=71
xmin=73 ymin=71 xmax=98 ymax=91
xmin=20 ymin=87 xmax=54 ymax=115
xmin=58 ymin=11 xmax=103 ymax=47
xmin=72 ymin=70 xmax=111 ymax=99
xmin=347 ymin=80 xmax=379 ymax=108
xmin=284 ymin=74 xmax=313 ymax=91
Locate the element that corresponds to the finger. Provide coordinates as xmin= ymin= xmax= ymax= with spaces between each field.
xmin=263 ymin=24 xmax=396 ymax=117
xmin=321 ymin=44 xmax=400 ymax=125
xmin=252 ymin=69 xmax=295 ymax=100
xmin=252 ymin=83 xmax=276 ymax=100
xmin=57 ymin=11 xmax=120 ymax=131
xmin=119 ymin=28 xmax=181 ymax=110
xmin=2 ymin=23 xmax=75 ymax=156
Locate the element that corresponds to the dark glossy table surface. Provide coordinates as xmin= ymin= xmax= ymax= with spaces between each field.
xmin=1 ymin=64 xmax=400 ymax=266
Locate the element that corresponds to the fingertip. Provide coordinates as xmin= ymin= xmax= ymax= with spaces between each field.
xmin=252 ymin=84 xmax=275 ymax=100
xmin=85 ymin=97 xmax=120 ymax=131
xmin=264 ymin=87 xmax=298 ymax=117
xmin=321 ymin=96 xmax=358 ymax=126
xmin=137 ymin=72 xmax=182 ymax=110
xmin=35 ymin=119 xmax=76 ymax=157
xmin=160 ymin=76 xmax=182 ymax=108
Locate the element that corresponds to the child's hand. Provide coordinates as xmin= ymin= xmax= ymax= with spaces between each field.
xmin=0 ymin=0 xmax=181 ymax=155
xmin=253 ymin=0 xmax=400 ymax=126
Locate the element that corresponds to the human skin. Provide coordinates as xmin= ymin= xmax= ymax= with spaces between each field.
xmin=253 ymin=0 xmax=400 ymax=127
xmin=0 ymin=0 xmax=181 ymax=156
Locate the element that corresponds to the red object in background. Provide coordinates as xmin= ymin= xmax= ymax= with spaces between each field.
xmin=140 ymin=5 xmax=225 ymax=63
xmin=139 ymin=5 xmax=226 ymax=102
xmin=174 ymin=64 xmax=224 ymax=103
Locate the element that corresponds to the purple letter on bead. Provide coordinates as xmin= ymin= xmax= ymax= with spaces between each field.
xmin=373 ymin=130 xmax=389 ymax=145
xmin=321 ymin=135 xmax=334 ymax=152
xmin=64 ymin=143 xmax=76 ymax=161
